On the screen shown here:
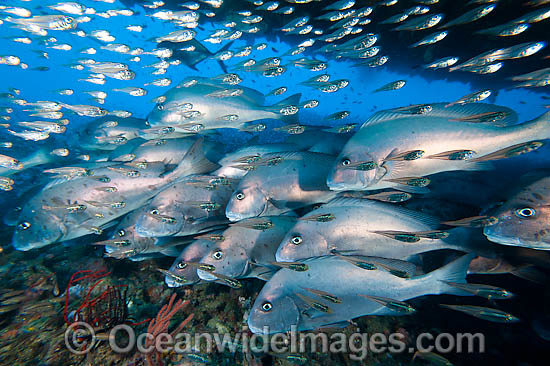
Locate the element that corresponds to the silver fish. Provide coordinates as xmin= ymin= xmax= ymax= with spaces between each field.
xmin=197 ymin=216 xmax=296 ymax=282
xmin=147 ymin=78 xmax=301 ymax=131
xmin=327 ymin=106 xmax=550 ymax=192
xmin=248 ymin=255 xmax=473 ymax=333
xmin=225 ymin=152 xmax=338 ymax=221
xmin=484 ymin=173 xmax=550 ymax=250
xmin=276 ymin=197 xmax=472 ymax=262
xmin=135 ymin=178 xmax=234 ymax=237
xmin=12 ymin=139 xmax=218 ymax=250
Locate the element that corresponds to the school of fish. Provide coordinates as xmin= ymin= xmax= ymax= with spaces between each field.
xmin=0 ymin=0 xmax=549 ymax=338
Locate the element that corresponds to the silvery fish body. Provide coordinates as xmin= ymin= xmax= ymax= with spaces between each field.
xmin=484 ymin=173 xmax=550 ymax=250
xmin=165 ymin=236 xmax=220 ymax=287
xmin=103 ymin=209 xmax=190 ymax=261
xmin=248 ymin=255 xmax=473 ymax=333
xmin=215 ymin=143 xmax=301 ymax=178
xmin=12 ymin=140 xmax=217 ymax=250
xmin=276 ymin=198 xmax=469 ymax=262
xmin=78 ymin=117 xmax=146 ymax=150
xmin=146 ymin=78 xmax=300 ymax=131
xmin=197 ymin=216 xmax=296 ymax=281
xmin=225 ymin=152 xmax=338 ymax=221
xmin=328 ymin=105 xmax=549 ymax=192
xmin=135 ymin=179 xmax=235 ymax=237
xmin=110 ymin=137 xmax=222 ymax=165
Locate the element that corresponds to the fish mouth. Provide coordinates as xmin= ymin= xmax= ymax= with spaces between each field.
xmin=484 ymin=231 xmax=550 ymax=250
xmin=12 ymin=230 xmax=63 ymax=251
xmin=196 ymin=268 xmax=218 ymax=281
xmin=225 ymin=211 xmax=246 ymax=222
xmin=484 ymin=233 xmax=521 ymax=246
xmin=165 ymin=275 xmax=185 ymax=288
xmin=326 ymin=176 xmax=348 ymax=191
xmin=327 ymin=176 xmax=365 ymax=191
xmin=248 ymin=295 xmax=301 ymax=334
xmin=275 ymin=243 xmax=295 ymax=262
xmin=247 ymin=322 xmax=268 ymax=335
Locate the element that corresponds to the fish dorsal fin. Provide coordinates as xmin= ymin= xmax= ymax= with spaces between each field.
xmin=255 ymin=151 xmax=334 ymax=165
xmin=266 ymin=93 xmax=302 ymax=112
xmin=432 ymin=103 xmax=518 ymax=126
xmin=361 ymin=103 xmax=518 ymax=128
xmin=320 ymin=196 xmax=377 ymax=208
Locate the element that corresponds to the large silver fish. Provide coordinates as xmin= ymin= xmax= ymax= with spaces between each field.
xmin=197 ymin=216 xmax=297 ymax=282
xmin=484 ymin=173 xmax=550 ymax=250
xmin=225 ymin=152 xmax=338 ymax=221
xmin=248 ymin=255 xmax=473 ymax=334
xmin=100 ymin=209 xmax=190 ymax=261
xmin=109 ymin=137 xmax=223 ymax=165
xmin=214 ymin=142 xmax=301 ymax=179
xmin=327 ymin=104 xmax=549 ymax=192
xmin=164 ymin=235 xmax=221 ymax=287
xmin=146 ymin=78 xmax=301 ymax=132
xmin=276 ymin=197 xmax=473 ymax=262
xmin=134 ymin=178 xmax=235 ymax=237
xmin=77 ymin=116 xmax=146 ymax=151
xmin=12 ymin=139 xmax=218 ymax=250
xmin=0 ymin=148 xmax=56 ymax=178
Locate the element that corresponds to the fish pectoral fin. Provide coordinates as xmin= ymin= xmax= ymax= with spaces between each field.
xmin=380 ymin=159 xmax=407 ymax=180
xmin=253 ymin=269 xmax=277 ymax=282
xmin=267 ymin=197 xmax=287 ymax=210
xmin=266 ymin=93 xmax=302 ymax=114
xmin=461 ymin=161 xmax=494 ymax=171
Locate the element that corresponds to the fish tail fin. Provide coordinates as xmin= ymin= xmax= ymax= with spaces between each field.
xmin=22 ymin=148 xmax=55 ymax=168
xmin=4 ymin=17 xmax=17 ymax=25
xmin=535 ymin=111 xmax=550 ymax=139
xmin=444 ymin=227 xmax=491 ymax=254
xmin=165 ymin=138 xmax=219 ymax=181
xmin=268 ymin=93 xmax=302 ymax=123
xmin=511 ymin=265 xmax=547 ymax=284
xmin=422 ymin=254 xmax=475 ymax=296
xmin=213 ymin=41 xmax=234 ymax=73
xmin=160 ymin=247 xmax=183 ymax=257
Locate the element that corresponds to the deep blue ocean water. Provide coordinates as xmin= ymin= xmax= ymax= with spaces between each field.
xmin=0 ymin=1 xmax=549 ymax=365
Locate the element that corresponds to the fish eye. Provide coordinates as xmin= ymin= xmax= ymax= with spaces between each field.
xmin=341 ymin=158 xmax=351 ymax=166
xmin=157 ymin=104 xmax=164 ymax=111
xmin=177 ymin=261 xmax=187 ymax=269
xmin=261 ymin=302 xmax=273 ymax=312
xmin=118 ymin=229 xmax=126 ymax=237
xmin=515 ymin=207 xmax=536 ymax=218
xmin=291 ymin=235 xmax=303 ymax=245
xmin=150 ymin=209 xmax=159 ymax=215
xmin=17 ymin=221 xmax=31 ymax=231
xmin=235 ymin=192 xmax=245 ymax=200
xmin=212 ymin=249 xmax=224 ymax=260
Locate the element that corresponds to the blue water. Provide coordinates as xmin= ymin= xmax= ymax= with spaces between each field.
xmin=1 ymin=1 xmax=550 ymax=365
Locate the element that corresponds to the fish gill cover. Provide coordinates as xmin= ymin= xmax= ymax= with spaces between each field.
xmin=0 ymin=0 xmax=549 ymax=365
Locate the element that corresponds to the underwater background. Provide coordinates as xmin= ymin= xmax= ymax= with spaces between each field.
xmin=0 ymin=0 xmax=549 ymax=365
